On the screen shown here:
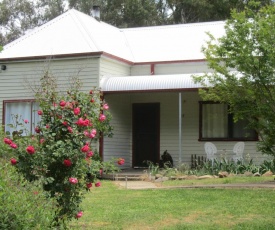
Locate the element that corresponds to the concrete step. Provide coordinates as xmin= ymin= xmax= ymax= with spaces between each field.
xmin=102 ymin=174 xmax=145 ymax=181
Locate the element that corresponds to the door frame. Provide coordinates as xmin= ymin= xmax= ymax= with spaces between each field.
xmin=132 ymin=103 xmax=160 ymax=167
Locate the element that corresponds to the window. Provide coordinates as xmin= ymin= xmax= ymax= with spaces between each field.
xmin=4 ymin=100 xmax=40 ymax=136
xmin=199 ymin=102 xmax=258 ymax=141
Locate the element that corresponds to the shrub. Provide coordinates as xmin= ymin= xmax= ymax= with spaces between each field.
xmin=0 ymin=158 xmax=54 ymax=230
xmin=3 ymin=73 xmax=124 ymax=228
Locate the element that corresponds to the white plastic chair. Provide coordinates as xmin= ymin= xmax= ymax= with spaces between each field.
xmin=204 ymin=142 xmax=217 ymax=165
xmin=232 ymin=142 xmax=245 ymax=163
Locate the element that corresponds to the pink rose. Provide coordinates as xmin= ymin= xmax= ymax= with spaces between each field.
xmin=81 ymin=145 xmax=90 ymax=153
xmin=83 ymin=130 xmax=89 ymax=137
xmin=26 ymin=146 xmax=35 ymax=154
xmin=10 ymin=158 xmax=17 ymax=165
xmin=40 ymin=138 xmax=45 ymax=144
xmin=86 ymin=182 xmax=92 ymax=189
xmin=86 ymin=151 xmax=93 ymax=158
xmin=59 ymin=100 xmax=66 ymax=107
xmin=37 ymin=110 xmax=43 ymax=115
xmin=62 ymin=121 xmax=68 ymax=126
xmin=103 ymin=103 xmax=109 ymax=110
xmin=99 ymin=114 xmax=106 ymax=122
xmin=64 ymin=159 xmax=72 ymax=167
xmin=74 ymin=107 xmax=81 ymax=115
xmin=24 ymin=119 xmax=29 ymax=124
xmin=76 ymin=211 xmax=83 ymax=219
xmin=95 ymin=181 xmax=101 ymax=187
xmin=69 ymin=177 xmax=78 ymax=184
xmin=99 ymin=169 xmax=103 ymax=176
xmin=10 ymin=143 xmax=18 ymax=149
xmin=67 ymin=127 xmax=73 ymax=133
xmin=4 ymin=138 xmax=12 ymax=145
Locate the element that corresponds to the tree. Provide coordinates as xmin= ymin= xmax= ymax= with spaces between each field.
xmin=166 ymin=0 xmax=274 ymax=24
xmin=0 ymin=0 xmax=39 ymax=45
xmin=193 ymin=1 xmax=275 ymax=157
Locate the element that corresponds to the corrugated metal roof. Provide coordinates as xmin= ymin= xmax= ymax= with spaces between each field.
xmin=0 ymin=9 xmax=225 ymax=63
xmin=100 ymin=74 xmax=207 ymax=92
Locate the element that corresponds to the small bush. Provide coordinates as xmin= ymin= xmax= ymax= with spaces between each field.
xmin=0 ymin=158 xmax=54 ymax=230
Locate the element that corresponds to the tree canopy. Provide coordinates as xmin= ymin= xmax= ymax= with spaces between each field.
xmin=1 ymin=0 xmax=274 ymax=45
xmin=194 ymin=1 xmax=275 ymax=157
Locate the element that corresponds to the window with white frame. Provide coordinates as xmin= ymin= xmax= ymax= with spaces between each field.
xmin=199 ymin=102 xmax=258 ymax=141
xmin=4 ymin=100 xmax=40 ymax=136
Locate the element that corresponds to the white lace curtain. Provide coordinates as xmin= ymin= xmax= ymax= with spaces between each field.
xmin=5 ymin=101 xmax=40 ymax=135
xmin=202 ymin=104 xmax=228 ymax=138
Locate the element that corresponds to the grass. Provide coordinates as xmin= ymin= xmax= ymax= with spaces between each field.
xmin=160 ymin=175 xmax=274 ymax=186
xmin=70 ymin=179 xmax=275 ymax=230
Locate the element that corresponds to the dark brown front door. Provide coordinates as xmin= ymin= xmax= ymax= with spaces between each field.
xmin=132 ymin=103 xmax=160 ymax=167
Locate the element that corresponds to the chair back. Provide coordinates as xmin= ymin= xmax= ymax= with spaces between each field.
xmin=233 ymin=142 xmax=245 ymax=157
xmin=204 ymin=142 xmax=217 ymax=159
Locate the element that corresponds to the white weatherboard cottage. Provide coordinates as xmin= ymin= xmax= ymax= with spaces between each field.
xmin=0 ymin=9 xmax=266 ymax=168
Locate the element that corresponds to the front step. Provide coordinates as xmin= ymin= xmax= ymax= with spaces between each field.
xmin=102 ymin=173 xmax=146 ymax=181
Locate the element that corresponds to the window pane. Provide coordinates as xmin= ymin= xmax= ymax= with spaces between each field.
xmin=32 ymin=102 xmax=41 ymax=133
xmin=232 ymin=119 xmax=257 ymax=139
xmin=5 ymin=102 xmax=32 ymax=136
xmin=202 ymin=104 xmax=228 ymax=138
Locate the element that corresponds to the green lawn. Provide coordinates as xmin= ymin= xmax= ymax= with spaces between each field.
xmin=70 ymin=179 xmax=275 ymax=230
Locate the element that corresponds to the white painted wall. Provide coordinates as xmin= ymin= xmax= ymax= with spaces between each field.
xmin=0 ymin=57 xmax=100 ymax=124
xmin=131 ymin=62 xmax=211 ymax=76
xmin=100 ymin=57 xmax=131 ymax=77
xmin=103 ymin=91 xmax=267 ymax=168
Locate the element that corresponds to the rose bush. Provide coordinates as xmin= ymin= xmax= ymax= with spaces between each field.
xmin=3 ymin=74 xmax=124 ymax=227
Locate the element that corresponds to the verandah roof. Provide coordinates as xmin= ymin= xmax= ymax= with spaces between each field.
xmin=100 ymin=74 xmax=207 ymax=93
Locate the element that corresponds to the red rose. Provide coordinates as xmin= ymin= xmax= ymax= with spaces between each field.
xmin=90 ymin=98 xmax=94 ymax=103
xmin=95 ymin=181 xmax=101 ymax=187
xmin=76 ymin=211 xmax=83 ymax=219
xmin=81 ymin=145 xmax=90 ymax=153
xmin=86 ymin=151 xmax=93 ymax=158
xmin=67 ymin=126 xmax=73 ymax=133
xmin=4 ymin=138 xmax=12 ymax=145
xmin=63 ymin=159 xmax=72 ymax=167
xmin=10 ymin=158 xmax=17 ymax=165
xmin=89 ymin=90 xmax=93 ymax=94
xmin=62 ymin=121 xmax=68 ymax=126
xmin=37 ymin=110 xmax=43 ymax=115
xmin=10 ymin=143 xmax=18 ymax=149
xmin=26 ymin=146 xmax=35 ymax=154
xmin=35 ymin=127 xmax=41 ymax=133
xmin=59 ymin=100 xmax=66 ymax=107
xmin=86 ymin=182 xmax=92 ymax=189
xmin=74 ymin=107 xmax=81 ymax=115
xmin=117 ymin=158 xmax=125 ymax=165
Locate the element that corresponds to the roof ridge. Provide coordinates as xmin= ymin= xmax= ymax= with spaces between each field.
xmin=121 ymin=20 xmax=225 ymax=32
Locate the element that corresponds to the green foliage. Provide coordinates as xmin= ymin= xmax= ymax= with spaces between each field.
xmin=259 ymin=159 xmax=275 ymax=174
xmin=200 ymin=158 xmax=261 ymax=175
xmin=3 ymin=73 xmax=123 ymax=228
xmin=193 ymin=1 xmax=275 ymax=157
xmin=144 ymin=160 xmax=160 ymax=176
xmin=0 ymin=158 xmax=54 ymax=230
